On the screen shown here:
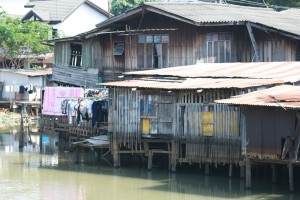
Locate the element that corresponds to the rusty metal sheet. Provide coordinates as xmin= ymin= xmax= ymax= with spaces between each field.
xmin=101 ymin=78 xmax=283 ymax=90
xmin=216 ymin=85 xmax=300 ymax=109
xmin=126 ymin=62 xmax=300 ymax=83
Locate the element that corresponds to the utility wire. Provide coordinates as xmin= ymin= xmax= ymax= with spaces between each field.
xmin=225 ymin=0 xmax=295 ymax=10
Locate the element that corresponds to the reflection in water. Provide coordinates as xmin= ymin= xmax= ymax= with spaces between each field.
xmin=0 ymin=125 xmax=299 ymax=200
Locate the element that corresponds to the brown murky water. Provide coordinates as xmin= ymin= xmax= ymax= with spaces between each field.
xmin=0 ymin=124 xmax=299 ymax=200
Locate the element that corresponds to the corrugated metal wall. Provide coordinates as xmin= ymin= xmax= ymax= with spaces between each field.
xmin=244 ymin=107 xmax=296 ymax=159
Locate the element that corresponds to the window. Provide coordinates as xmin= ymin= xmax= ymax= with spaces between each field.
xmin=207 ymin=33 xmax=231 ymax=63
xmin=138 ymin=34 xmax=169 ymax=69
xmin=70 ymin=43 xmax=82 ymax=67
xmin=113 ymin=42 xmax=125 ymax=56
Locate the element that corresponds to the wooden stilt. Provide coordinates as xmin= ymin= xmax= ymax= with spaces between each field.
xmin=271 ymin=164 xmax=277 ymax=184
xmin=229 ymin=163 xmax=233 ymax=178
xmin=113 ymin=138 xmax=120 ymax=167
xmin=171 ymin=139 xmax=177 ymax=172
xmin=171 ymin=162 xmax=176 ymax=172
xmin=205 ymin=163 xmax=209 ymax=176
xmin=75 ymin=146 xmax=80 ymax=163
xmin=39 ymin=132 xmax=43 ymax=152
xmin=289 ymin=158 xmax=294 ymax=192
xmin=240 ymin=164 xmax=245 ymax=178
xmin=148 ymin=151 xmax=153 ymax=170
xmin=245 ymin=157 xmax=251 ymax=188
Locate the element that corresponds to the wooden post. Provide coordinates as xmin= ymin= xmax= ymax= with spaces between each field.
xmin=19 ymin=105 xmax=25 ymax=149
xmin=246 ymin=22 xmax=260 ymax=62
xmin=271 ymin=164 xmax=277 ymax=184
xmin=229 ymin=163 xmax=233 ymax=178
xmin=171 ymin=162 xmax=176 ymax=172
xmin=112 ymin=138 xmax=120 ymax=167
xmin=289 ymin=158 xmax=294 ymax=192
xmin=148 ymin=151 xmax=153 ymax=170
xmin=245 ymin=157 xmax=251 ymax=188
xmin=75 ymin=146 xmax=80 ymax=163
xmin=171 ymin=139 xmax=177 ymax=172
xmin=205 ymin=163 xmax=209 ymax=176
xmin=240 ymin=164 xmax=245 ymax=178
xmin=39 ymin=132 xmax=43 ymax=152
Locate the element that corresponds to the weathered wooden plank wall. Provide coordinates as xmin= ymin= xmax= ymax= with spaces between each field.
xmin=243 ymin=107 xmax=297 ymax=159
xmin=52 ymin=64 xmax=98 ymax=87
xmin=110 ymin=88 xmax=242 ymax=143
xmin=54 ymin=13 xmax=298 ymax=85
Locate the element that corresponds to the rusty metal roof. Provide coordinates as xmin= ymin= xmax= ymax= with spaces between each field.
xmin=126 ymin=62 xmax=300 ymax=83
xmin=101 ymin=77 xmax=283 ymax=90
xmin=215 ymin=85 xmax=300 ymax=109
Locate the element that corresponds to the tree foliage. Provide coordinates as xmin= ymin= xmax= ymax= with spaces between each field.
xmin=111 ymin=0 xmax=155 ymax=16
xmin=0 ymin=11 xmax=52 ymax=68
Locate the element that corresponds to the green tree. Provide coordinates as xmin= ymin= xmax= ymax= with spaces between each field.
xmin=111 ymin=0 xmax=155 ymax=16
xmin=0 ymin=11 xmax=52 ymax=68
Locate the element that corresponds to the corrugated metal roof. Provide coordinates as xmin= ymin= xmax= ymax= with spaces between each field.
xmin=95 ymin=2 xmax=300 ymax=38
xmin=126 ymin=62 xmax=300 ymax=83
xmin=23 ymin=0 xmax=108 ymax=22
xmin=101 ymin=78 xmax=283 ymax=90
xmin=215 ymin=85 xmax=300 ymax=109
xmin=0 ymin=68 xmax=52 ymax=77
xmin=144 ymin=2 xmax=300 ymax=36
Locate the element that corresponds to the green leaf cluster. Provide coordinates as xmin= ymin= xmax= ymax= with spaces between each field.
xmin=0 ymin=11 xmax=52 ymax=68
xmin=111 ymin=0 xmax=155 ymax=16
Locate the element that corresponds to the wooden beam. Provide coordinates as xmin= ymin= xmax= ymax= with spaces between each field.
xmin=246 ymin=22 xmax=260 ymax=62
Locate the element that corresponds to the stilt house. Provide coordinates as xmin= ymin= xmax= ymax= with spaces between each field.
xmin=215 ymin=85 xmax=300 ymax=191
xmin=101 ymin=62 xmax=300 ymax=170
xmin=50 ymin=2 xmax=300 ymax=87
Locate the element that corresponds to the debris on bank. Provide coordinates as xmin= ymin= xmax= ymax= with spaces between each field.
xmin=0 ymin=108 xmax=21 ymax=127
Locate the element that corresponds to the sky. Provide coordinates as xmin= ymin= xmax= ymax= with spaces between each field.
xmin=0 ymin=0 xmax=29 ymax=16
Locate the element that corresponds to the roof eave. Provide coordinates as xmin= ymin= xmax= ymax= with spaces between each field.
xmin=85 ymin=0 xmax=111 ymax=18
xmin=95 ymin=6 xmax=144 ymax=29
xmin=248 ymin=22 xmax=300 ymax=40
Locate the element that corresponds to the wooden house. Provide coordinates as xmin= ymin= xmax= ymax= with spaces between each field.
xmin=216 ymin=85 xmax=300 ymax=191
xmin=101 ymin=62 xmax=300 ymax=172
xmin=50 ymin=2 xmax=300 ymax=87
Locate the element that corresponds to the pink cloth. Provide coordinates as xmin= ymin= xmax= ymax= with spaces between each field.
xmin=42 ymin=87 xmax=84 ymax=116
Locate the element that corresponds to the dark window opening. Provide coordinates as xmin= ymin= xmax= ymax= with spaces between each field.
xmin=138 ymin=34 xmax=168 ymax=69
xmin=113 ymin=42 xmax=125 ymax=56
xmin=207 ymin=33 xmax=231 ymax=63
xmin=70 ymin=43 xmax=82 ymax=67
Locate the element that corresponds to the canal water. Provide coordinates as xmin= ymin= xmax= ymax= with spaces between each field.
xmin=0 ymin=124 xmax=300 ymax=200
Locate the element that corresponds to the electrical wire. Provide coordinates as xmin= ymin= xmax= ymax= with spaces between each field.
xmin=225 ymin=0 xmax=295 ymax=10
